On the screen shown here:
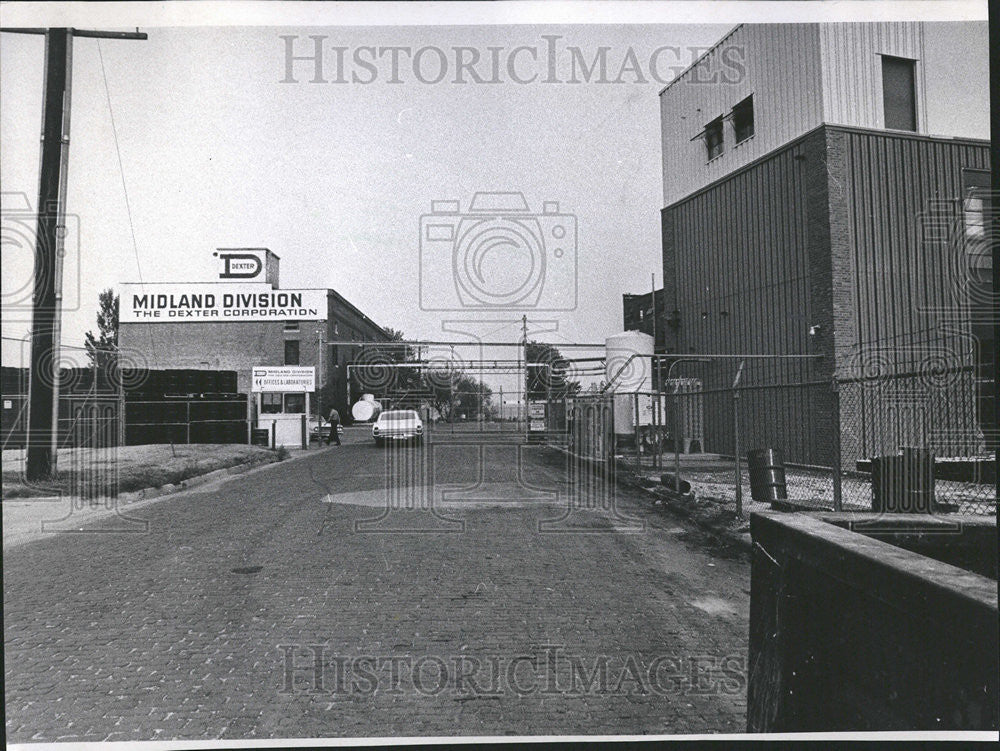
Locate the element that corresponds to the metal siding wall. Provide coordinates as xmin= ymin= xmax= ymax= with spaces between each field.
xmin=842 ymin=130 xmax=989 ymax=355
xmin=841 ymin=130 xmax=989 ymax=458
xmin=665 ymin=136 xmax=818 ymax=460
xmin=819 ymin=22 xmax=925 ymax=131
xmin=660 ymin=24 xmax=824 ymax=205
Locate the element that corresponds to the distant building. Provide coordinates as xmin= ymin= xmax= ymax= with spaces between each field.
xmin=659 ymin=22 xmax=993 ymax=466
xmin=118 ymin=248 xmax=391 ymax=425
xmin=622 ymin=289 xmax=668 ymax=353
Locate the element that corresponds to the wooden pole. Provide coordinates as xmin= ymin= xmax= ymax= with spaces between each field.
xmin=11 ymin=26 xmax=147 ymax=481
xmin=26 ymin=28 xmax=72 ymax=481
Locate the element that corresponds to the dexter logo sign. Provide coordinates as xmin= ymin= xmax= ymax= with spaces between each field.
xmin=215 ymin=251 xmax=263 ymax=279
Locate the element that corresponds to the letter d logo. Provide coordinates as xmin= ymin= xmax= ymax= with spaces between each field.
xmin=217 ymin=252 xmax=263 ymax=279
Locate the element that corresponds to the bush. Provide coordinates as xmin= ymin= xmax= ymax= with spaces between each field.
xmin=274 ymin=445 xmax=290 ymax=461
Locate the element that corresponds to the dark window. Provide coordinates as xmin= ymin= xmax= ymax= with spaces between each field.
xmin=732 ymin=95 xmax=754 ymax=143
xmin=284 ymin=320 xmax=299 ymax=332
xmin=284 ymin=393 xmax=306 ymax=414
xmin=882 ymin=56 xmax=917 ymax=131
xmin=261 ymin=393 xmax=283 ymax=414
xmin=284 ymin=340 xmax=300 ymax=365
xmin=705 ymin=117 xmax=724 ymax=160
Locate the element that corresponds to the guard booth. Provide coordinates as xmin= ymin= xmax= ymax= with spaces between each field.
xmin=251 ymin=366 xmax=314 ymax=450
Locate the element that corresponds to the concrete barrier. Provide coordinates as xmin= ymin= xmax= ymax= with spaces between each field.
xmin=748 ymin=511 xmax=998 ymax=731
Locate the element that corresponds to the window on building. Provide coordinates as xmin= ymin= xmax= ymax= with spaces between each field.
xmin=881 ymin=56 xmax=917 ymax=132
xmin=963 ymin=170 xmax=992 ymax=286
xmin=704 ymin=117 xmax=724 ymax=161
xmin=732 ymin=95 xmax=754 ymax=143
xmin=261 ymin=393 xmax=283 ymax=414
xmin=284 ymin=339 xmax=300 ymax=365
xmin=284 ymin=320 xmax=299 ymax=332
xmin=284 ymin=393 xmax=306 ymax=414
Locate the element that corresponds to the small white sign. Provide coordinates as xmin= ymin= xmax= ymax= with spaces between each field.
xmin=251 ymin=366 xmax=315 ymax=392
xmin=528 ymin=401 xmax=546 ymax=419
xmin=529 ymin=420 xmax=546 ymax=432
xmin=3 ymin=400 xmax=12 ymax=409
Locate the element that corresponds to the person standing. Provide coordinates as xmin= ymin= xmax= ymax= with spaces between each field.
xmin=326 ymin=406 xmax=342 ymax=446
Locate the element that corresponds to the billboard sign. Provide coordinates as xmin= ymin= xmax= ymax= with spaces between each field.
xmin=119 ymin=283 xmax=326 ymax=323
xmin=251 ymin=366 xmax=316 ymax=393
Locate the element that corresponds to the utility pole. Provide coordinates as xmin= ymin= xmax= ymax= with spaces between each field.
xmin=520 ymin=314 xmax=528 ymax=428
xmin=316 ymin=325 xmax=324 ymax=442
xmin=651 ymin=272 xmax=658 ymax=392
xmin=5 ymin=27 xmax=147 ymax=481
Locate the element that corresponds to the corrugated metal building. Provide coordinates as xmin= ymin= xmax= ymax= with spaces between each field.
xmin=659 ymin=22 xmax=993 ymax=467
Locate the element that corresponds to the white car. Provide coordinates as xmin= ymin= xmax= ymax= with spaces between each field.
xmin=372 ymin=409 xmax=423 ymax=446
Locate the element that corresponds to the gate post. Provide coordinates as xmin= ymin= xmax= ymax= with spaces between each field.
xmin=832 ymin=378 xmax=843 ymax=512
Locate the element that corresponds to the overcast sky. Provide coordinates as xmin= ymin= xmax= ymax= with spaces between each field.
xmin=2 ymin=23 xmax=731 ymax=375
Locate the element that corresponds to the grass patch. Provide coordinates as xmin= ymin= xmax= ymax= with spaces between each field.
xmin=2 ymin=444 xmax=280 ymax=499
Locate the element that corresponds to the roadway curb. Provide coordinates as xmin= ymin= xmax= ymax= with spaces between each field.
xmin=116 ymin=444 xmax=345 ymax=505
xmin=542 ymin=443 xmax=752 ymax=552
xmin=115 ymin=454 xmax=280 ymax=505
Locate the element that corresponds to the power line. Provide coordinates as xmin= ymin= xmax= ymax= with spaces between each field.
xmin=96 ymin=37 xmax=155 ymax=355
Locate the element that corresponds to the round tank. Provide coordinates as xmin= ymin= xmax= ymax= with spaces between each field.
xmin=605 ymin=331 xmax=654 ymax=437
xmin=352 ymin=397 xmax=383 ymax=422
xmin=605 ymin=331 xmax=653 ymax=392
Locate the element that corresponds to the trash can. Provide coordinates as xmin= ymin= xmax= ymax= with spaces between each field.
xmin=748 ymin=448 xmax=788 ymax=503
xmin=871 ymin=447 xmax=934 ymax=513
xmin=250 ymin=428 xmax=271 ymax=447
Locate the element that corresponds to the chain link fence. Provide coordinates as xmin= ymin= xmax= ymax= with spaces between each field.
xmin=592 ymin=355 xmax=996 ymax=517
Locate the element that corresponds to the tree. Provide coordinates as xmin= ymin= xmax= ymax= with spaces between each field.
xmin=84 ymin=288 xmax=119 ymax=371
xmin=525 ymin=341 xmax=581 ymax=399
xmin=421 ymin=367 xmax=493 ymax=422
xmin=347 ymin=327 xmax=422 ymax=408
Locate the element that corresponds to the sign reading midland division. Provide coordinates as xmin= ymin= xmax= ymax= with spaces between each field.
xmin=119 ymin=283 xmax=326 ymax=323
xmin=251 ymin=366 xmax=316 ymax=393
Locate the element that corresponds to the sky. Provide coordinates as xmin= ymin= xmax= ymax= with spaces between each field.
xmin=1 ymin=22 xmax=731 ymax=376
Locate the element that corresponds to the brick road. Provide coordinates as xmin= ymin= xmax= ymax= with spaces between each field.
xmin=4 ymin=433 xmax=750 ymax=740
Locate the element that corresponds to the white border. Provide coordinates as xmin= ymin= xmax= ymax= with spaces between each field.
xmin=8 ymin=730 xmax=1000 ymax=750
xmin=0 ymin=1 xmax=988 ymax=28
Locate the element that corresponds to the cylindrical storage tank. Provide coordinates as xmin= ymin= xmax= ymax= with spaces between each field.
xmin=605 ymin=331 xmax=654 ymax=439
xmin=351 ymin=396 xmax=383 ymax=423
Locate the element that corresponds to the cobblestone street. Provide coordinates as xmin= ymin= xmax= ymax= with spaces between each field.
xmin=4 ymin=435 xmax=750 ymax=741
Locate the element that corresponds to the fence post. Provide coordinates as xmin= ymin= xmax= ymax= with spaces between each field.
xmin=673 ymin=382 xmax=681 ymax=483
xmin=734 ymin=389 xmax=742 ymax=516
xmin=832 ymin=378 xmax=843 ymax=512
xmin=733 ymin=359 xmax=746 ymax=517
xmin=186 ymin=400 xmax=191 ymax=445
xmin=634 ymin=391 xmax=640 ymax=473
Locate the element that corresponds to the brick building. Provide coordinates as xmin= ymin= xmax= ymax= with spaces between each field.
xmin=118 ymin=248 xmax=391 ymax=424
xmin=659 ymin=22 xmax=993 ymax=466
xmin=622 ymin=289 xmax=668 ymax=353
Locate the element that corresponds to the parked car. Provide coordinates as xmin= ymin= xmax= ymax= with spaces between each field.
xmin=372 ymin=409 xmax=423 ymax=446
xmin=309 ymin=418 xmax=343 ymax=443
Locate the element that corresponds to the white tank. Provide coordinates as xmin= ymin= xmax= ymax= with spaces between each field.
xmin=605 ymin=331 xmax=653 ymax=392
xmin=605 ymin=331 xmax=654 ymax=436
xmin=351 ymin=396 xmax=383 ymax=422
